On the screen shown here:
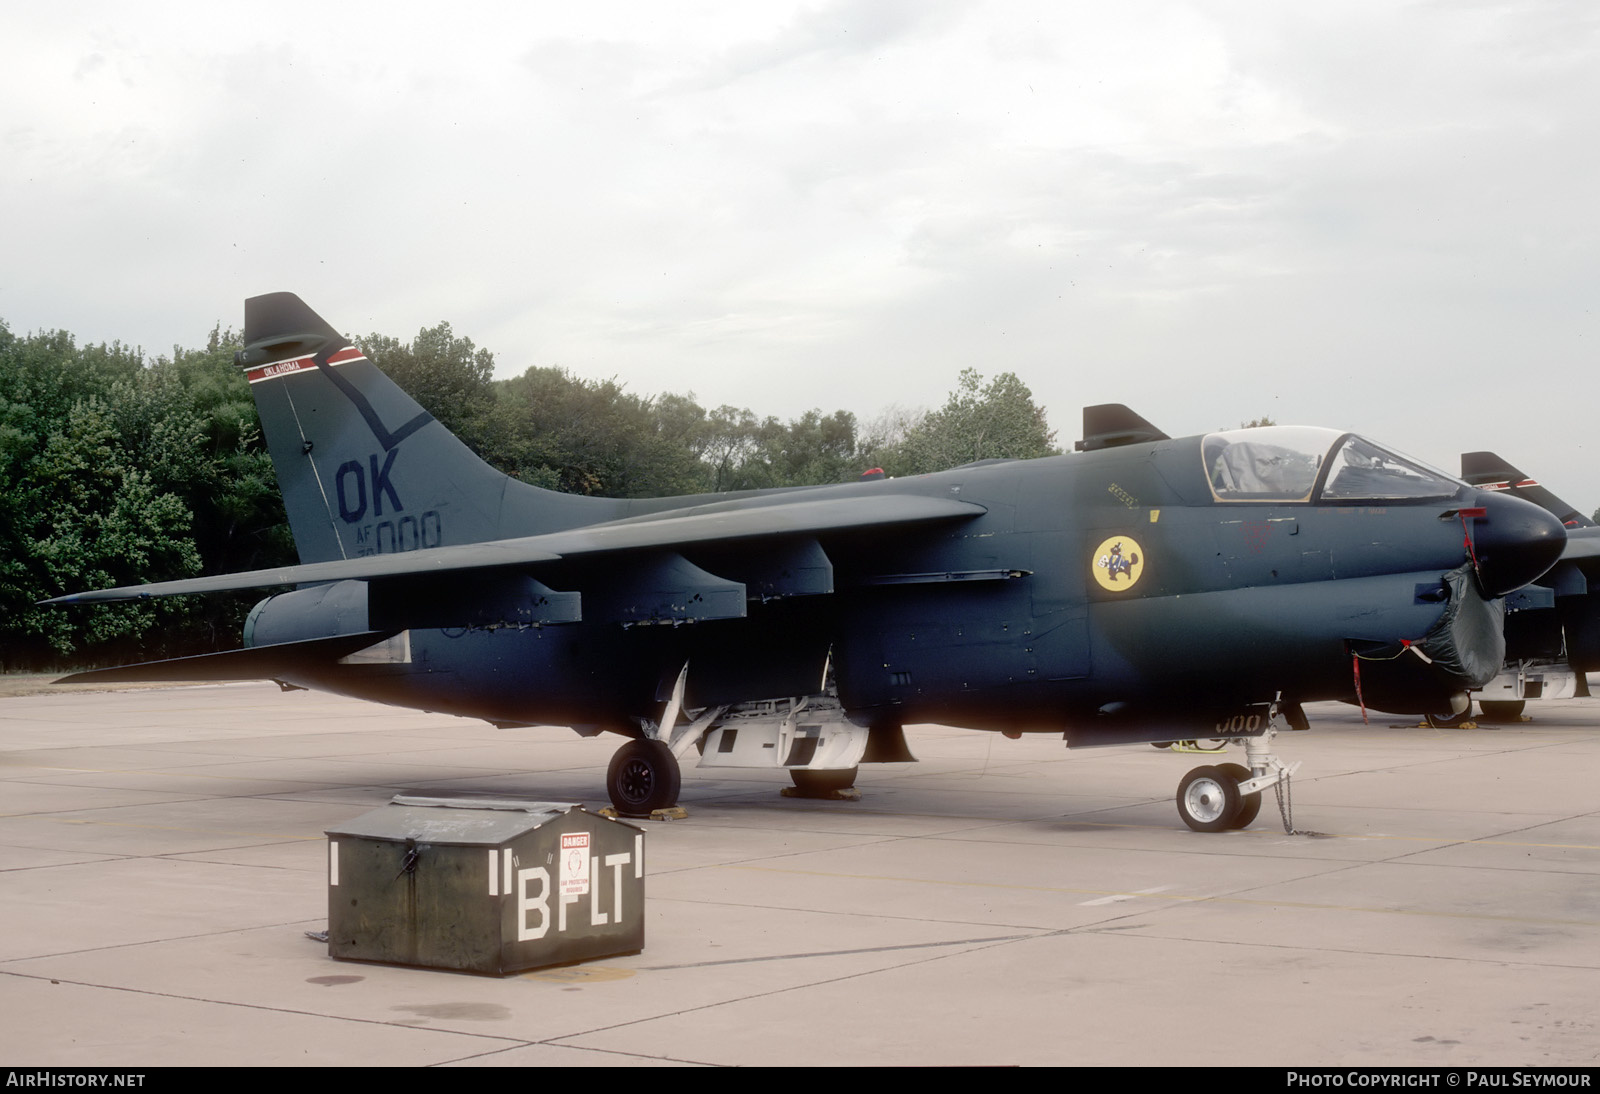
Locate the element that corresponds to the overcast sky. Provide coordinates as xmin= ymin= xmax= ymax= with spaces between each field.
xmin=4 ymin=1 xmax=1597 ymax=509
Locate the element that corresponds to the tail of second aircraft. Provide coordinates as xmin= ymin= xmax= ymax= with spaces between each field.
xmin=1461 ymin=452 xmax=1594 ymax=530
xmin=238 ymin=292 xmax=616 ymax=564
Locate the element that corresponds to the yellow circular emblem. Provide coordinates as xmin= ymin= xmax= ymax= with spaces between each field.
xmin=1092 ymin=535 xmax=1145 ymax=591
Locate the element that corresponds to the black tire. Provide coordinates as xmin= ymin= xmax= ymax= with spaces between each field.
xmin=1151 ymin=741 xmax=1174 ymax=749
xmin=606 ymin=738 xmax=681 ymax=815
xmin=1176 ymin=765 xmax=1242 ymax=833
xmin=1217 ymin=762 xmax=1261 ymax=829
xmin=790 ymin=767 xmax=859 ymax=794
xmin=1479 ymin=700 xmax=1525 ymax=721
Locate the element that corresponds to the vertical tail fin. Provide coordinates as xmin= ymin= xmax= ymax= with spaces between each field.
xmin=238 ymin=293 xmax=612 ymax=563
xmin=1460 ymin=451 xmax=1594 ymax=529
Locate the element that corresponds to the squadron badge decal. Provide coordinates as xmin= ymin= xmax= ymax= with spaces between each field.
xmin=1092 ymin=535 xmax=1145 ymax=591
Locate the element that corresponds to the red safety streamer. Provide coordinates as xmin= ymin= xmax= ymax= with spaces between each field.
xmin=1458 ymin=510 xmax=1484 ymax=583
xmin=1351 ymin=652 xmax=1369 ymax=725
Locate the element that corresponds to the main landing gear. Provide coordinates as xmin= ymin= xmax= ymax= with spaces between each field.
xmin=606 ymin=738 xmax=681 ymax=815
xmin=602 ymin=730 xmax=864 ymax=814
xmin=1174 ymin=720 xmax=1300 ymax=833
xmin=601 ymin=664 xmax=871 ymax=816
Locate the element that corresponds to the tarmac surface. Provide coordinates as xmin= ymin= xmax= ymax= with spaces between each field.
xmin=2 ymin=681 xmax=1599 ymax=1067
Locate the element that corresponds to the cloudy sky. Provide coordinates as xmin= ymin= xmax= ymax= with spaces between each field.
xmin=4 ymin=1 xmax=1598 ymax=508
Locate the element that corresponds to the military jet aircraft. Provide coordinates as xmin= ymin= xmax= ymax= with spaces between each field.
xmin=45 ymin=294 xmax=1567 ymax=832
xmin=1456 ymin=451 xmax=1600 ymax=719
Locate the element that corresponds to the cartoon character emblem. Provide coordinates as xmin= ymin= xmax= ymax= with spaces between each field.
xmin=1092 ymin=535 xmax=1145 ymax=592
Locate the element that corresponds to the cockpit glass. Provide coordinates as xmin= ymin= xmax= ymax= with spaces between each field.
xmin=1203 ymin=427 xmax=1341 ymax=502
xmin=1202 ymin=427 xmax=1463 ymax=503
xmin=1320 ymin=437 xmax=1461 ymax=501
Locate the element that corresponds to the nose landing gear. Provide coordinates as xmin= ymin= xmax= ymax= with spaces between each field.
xmin=1174 ymin=713 xmax=1300 ymax=832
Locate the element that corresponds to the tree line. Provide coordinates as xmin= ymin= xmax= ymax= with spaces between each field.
xmin=0 ymin=317 xmax=1057 ymax=670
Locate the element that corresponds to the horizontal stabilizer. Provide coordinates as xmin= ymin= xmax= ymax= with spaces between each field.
xmin=55 ymin=632 xmax=394 ymax=685
xmin=45 ymin=494 xmax=985 ymax=605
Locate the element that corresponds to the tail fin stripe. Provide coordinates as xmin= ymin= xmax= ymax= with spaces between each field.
xmin=247 ymin=346 xmax=366 ymax=384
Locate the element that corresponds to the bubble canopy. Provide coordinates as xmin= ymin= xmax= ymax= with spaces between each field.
xmin=1202 ymin=427 xmax=1465 ymax=503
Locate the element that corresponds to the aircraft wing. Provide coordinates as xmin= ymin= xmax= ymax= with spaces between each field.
xmin=43 ymin=494 xmax=985 ymax=604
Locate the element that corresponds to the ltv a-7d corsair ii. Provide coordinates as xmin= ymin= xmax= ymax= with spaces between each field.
xmin=1454 ymin=450 xmax=1600 ymax=721
xmin=48 ymin=294 xmax=1566 ymax=831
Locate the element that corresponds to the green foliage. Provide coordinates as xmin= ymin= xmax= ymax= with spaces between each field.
xmin=488 ymin=366 xmax=708 ymax=497
xmin=0 ymin=334 xmax=204 ymax=667
xmin=696 ymin=405 xmax=761 ymax=492
xmin=712 ymin=408 xmax=861 ymax=492
xmin=362 ymin=323 xmax=497 ymax=454
xmin=0 ymin=321 xmax=295 ymax=669
xmin=890 ymin=368 xmax=1058 ymax=475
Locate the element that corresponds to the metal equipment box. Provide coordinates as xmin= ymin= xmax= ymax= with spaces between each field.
xmin=325 ymin=796 xmax=645 ymax=974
